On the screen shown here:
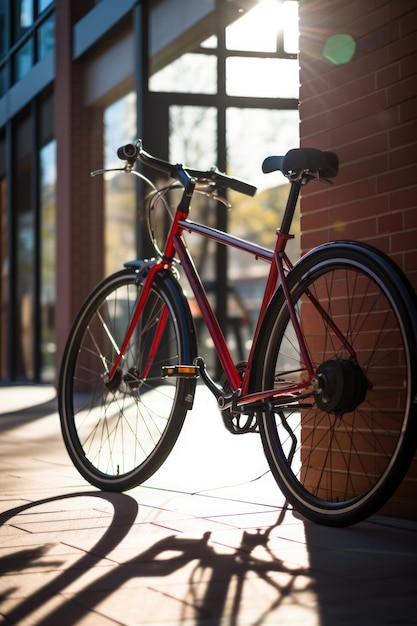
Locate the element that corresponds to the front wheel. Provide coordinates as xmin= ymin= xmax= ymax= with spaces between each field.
xmin=255 ymin=242 xmax=417 ymax=526
xmin=59 ymin=268 xmax=197 ymax=491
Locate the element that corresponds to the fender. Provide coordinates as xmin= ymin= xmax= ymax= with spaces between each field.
xmin=125 ymin=259 xmax=198 ymax=410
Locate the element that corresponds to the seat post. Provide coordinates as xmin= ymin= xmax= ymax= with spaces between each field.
xmin=280 ymin=181 xmax=302 ymax=234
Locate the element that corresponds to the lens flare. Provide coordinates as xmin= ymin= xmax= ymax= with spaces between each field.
xmin=323 ymin=34 xmax=356 ymax=65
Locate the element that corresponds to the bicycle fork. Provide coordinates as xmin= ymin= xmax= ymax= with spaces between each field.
xmin=105 ymin=261 xmax=168 ymax=386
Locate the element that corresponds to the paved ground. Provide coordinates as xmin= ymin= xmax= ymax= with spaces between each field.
xmin=1 ymin=384 xmax=417 ymax=625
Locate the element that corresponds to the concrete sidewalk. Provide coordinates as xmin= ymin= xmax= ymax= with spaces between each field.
xmin=1 ymin=384 xmax=417 ymax=625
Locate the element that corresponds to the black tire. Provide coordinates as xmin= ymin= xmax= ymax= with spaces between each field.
xmin=254 ymin=241 xmax=417 ymax=526
xmin=59 ymin=268 xmax=197 ymax=491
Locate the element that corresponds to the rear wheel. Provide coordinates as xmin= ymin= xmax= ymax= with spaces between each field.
xmin=59 ymin=268 xmax=196 ymax=491
xmin=256 ymin=243 xmax=417 ymax=526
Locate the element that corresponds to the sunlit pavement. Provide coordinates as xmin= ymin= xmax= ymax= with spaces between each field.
xmin=1 ymin=384 xmax=417 ymax=626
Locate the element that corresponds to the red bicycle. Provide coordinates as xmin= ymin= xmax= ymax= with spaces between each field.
xmin=59 ymin=139 xmax=417 ymax=526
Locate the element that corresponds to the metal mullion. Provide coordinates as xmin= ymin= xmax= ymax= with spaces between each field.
xmin=214 ymin=0 xmax=228 ymax=379
xmin=5 ymin=121 xmax=14 ymax=380
xmin=32 ymin=99 xmax=42 ymax=381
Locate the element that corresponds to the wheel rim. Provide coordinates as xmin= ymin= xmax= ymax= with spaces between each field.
xmin=261 ymin=258 xmax=413 ymax=517
xmin=63 ymin=275 xmax=182 ymax=482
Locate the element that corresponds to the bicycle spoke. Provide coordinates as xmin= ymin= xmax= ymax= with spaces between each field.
xmin=257 ymin=245 xmax=417 ymax=525
xmin=59 ymin=269 xmax=195 ymax=490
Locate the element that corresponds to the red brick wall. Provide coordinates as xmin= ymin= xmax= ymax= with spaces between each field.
xmin=299 ymin=0 xmax=417 ymax=520
xmin=299 ymin=0 xmax=417 ymax=269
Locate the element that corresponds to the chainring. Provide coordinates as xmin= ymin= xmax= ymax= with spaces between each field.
xmin=220 ymin=361 xmax=259 ymax=434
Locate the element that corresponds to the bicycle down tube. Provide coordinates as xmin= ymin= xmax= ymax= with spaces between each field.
xmin=174 ymin=223 xmax=313 ymax=405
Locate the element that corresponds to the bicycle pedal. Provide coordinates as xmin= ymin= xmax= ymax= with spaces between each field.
xmin=161 ymin=365 xmax=200 ymax=379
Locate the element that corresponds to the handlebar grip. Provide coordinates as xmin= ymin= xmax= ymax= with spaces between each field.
xmin=117 ymin=143 xmax=138 ymax=161
xmin=224 ymin=176 xmax=257 ymax=197
xmin=187 ymin=168 xmax=257 ymax=197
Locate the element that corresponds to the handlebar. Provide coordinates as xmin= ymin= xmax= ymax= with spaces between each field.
xmin=117 ymin=140 xmax=257 ymax=197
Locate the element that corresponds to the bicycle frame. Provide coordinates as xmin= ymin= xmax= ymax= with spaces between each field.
xmin=107 ymin=175 xmax=322 ymax=413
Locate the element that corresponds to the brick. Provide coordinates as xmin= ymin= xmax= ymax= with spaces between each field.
xmin=391 ymin=227 xmax=417 ymax=253
xmin=403 ymin=205 xmax=417 ymax=228
xmin=400 ymin=51 xmax=417 ymax=79
xmin=300 ymin=206 xmax=329 ymax=232
xmin=299 ymin=75 xmax=330 ymax=103
xmin=327 ymin=195 xmax=390 ymax=223
xmin=303 ymin=74 xmax=374 ymax=118
xmin=300 ymin=229 xmax=330 ymax=252
xmin=299 ymin=131 xmax=332 ymax=149
xmin=387 ymin=75 xmax=417 ymax=107
xmin=391 ymin=187 xmax=417 ymax=212
xmin=399 ymin=96 xmax=417 ymax=123
xmin=328 ymin=91 xmax=388 ymax=128
xmin=377 ymin=163 xmax=417 ymax=193
xmin=328 ymin=48 xmax=389 ymax=88
xmin=398 ymin=6 xmax=417 ymax=36
xmin=389 ymin=144 xmax=417 ymax=169
xmin=337 ymin=133 xmax=388 ymax=164
xmin=300 ymin=111 xmax=329 ymax=139
xmin=378 ymin=212 xmax=404 ymax=234
xmin=329 ymin=216 xmax=379 ymax=240
xmin=389 ymin=119 xmax=417 ymax=148
xmin=376 ymin=62 xmax=400 ymax=89
xmin=339 ymin=154 xmax=388 ymax=183
xmin=404 ymin=250 xmax=417 ymax=272
xmin=389 ymin=31 xmax=417 ymax=62
xmin=376 ymin=20 xmax=400 ymax=47
xmin=330 ymin=107 xmax=398 ymax=147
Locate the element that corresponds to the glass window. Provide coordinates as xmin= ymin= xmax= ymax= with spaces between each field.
xmin=226 ymin=0 xmax=298 ymax=54
xmin=0 ymin=0 xmax=6 ymax=58
xmin=146 ymin=0 xmax=299 ymax=369
xmin=169 ymin=105 xmax=217 ymax=166
xmin=0 ymin=64 xmax=6 ymax=98
xmin=14 ymin=0 xmax=33 ymax=41
xmin=39 ymin=140 xmax=56 ymax=381
xmin=169 ymin=104 xmax=217 ymax=275
xmin=226 ymin=107 xmax=299 ymax=337
xmin=283 ymin=1 xmax=299 ymax=54
xmin=38 ymin=0 xmax=53 ymax=13
xmin=37 ymin=12 xmax=54 ymax=60
xmin=226 ymin=57 xmax=299 ymax=98
xmin=149 ymin=53 xmax=217 ymax=94
xmin=226 ymin=107 xmax=299 ymax=193
xmin=226 ymin=0 xmax=281 ymax=52
xmin=14 ymin=38 xmax=33 ymax=81
xmin=168 ymin=105 xmax=219 ymax=368
xmin=104 ymin=93 xmax=137 ymax=275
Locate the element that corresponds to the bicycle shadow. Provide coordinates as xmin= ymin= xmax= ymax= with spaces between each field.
xmin=0 ymin=491 xmax=139 ymax=623
xmin=1 ymin=492 xmax=314 ymax=625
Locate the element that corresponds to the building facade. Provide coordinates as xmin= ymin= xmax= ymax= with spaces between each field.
xmin=1 ymin=0 xmax=416 ymax=519
xmin=0 ymin=0 xmax=299 ymax=383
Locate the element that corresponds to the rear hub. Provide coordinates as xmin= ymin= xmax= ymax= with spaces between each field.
xmin=315 ymin=359 xmax=368 ymax=414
